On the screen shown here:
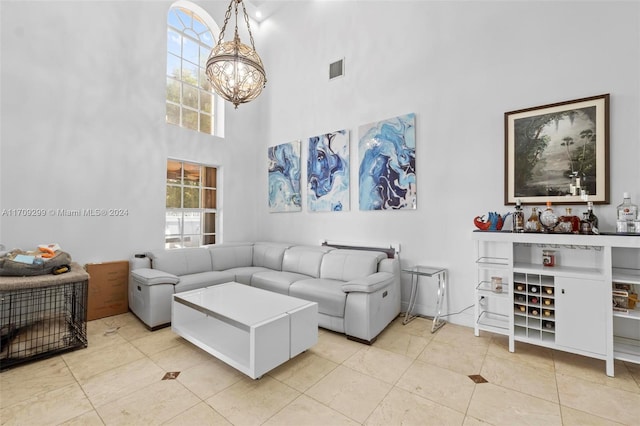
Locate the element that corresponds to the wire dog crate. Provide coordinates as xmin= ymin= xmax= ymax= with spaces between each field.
xmin=1 ymin=264 xmax=88 ymax=371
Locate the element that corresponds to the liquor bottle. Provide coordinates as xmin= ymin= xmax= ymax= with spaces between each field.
xmin=617 ymin=192 xmax=638 ymax=221
xmin=559 ymin=208 xmax=580 ymax=233
xmin=539 ymin=201 xmax=559 ymax=233
xmin=513 ymin=199 xmax=525 ymax=233
xmin=587 ymin=201 xmax=599 ymax=232
xmin=544 ymin=287 xmax=553 ymax=295
xmin=580 ymin=212 xmax=593 ymax=235
xmin=529 ymin=285 xmax=538 ymax=293
xmin=617 ymin=192 xmax=638 ymax=233
xmin=529 ymin=296 xmax=539 ymax=304
xmin=543 ymin=298 xmax=552 ymax=306
xmin=525 ymin=207 xmax=542 ymax=232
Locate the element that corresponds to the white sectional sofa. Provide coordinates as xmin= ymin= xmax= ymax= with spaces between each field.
xmin=129 ymin=242 xmax=400 ymax=343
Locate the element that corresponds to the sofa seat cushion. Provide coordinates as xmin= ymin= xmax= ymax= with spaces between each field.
xmin=289 ymin=278 xmax=346 ymax=317
xmin=225 ymin=266 xmax=272 ymax=285
xmin=251 ymin=271 xmax=310 ymax=295
xmin=174 ymin=271 xmax=234 ymax=293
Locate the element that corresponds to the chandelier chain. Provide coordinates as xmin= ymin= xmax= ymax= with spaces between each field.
xmin=216 ymin=0 xmax=234 ymax=46
xmin=240 ymin=0 xmax=257 ymax=52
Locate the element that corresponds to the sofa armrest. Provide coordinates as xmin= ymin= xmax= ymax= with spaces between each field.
xmin=131 ymin=268 xmax=180 ymax=286
xmin=341 ymin=271 xmax=395 ymax=293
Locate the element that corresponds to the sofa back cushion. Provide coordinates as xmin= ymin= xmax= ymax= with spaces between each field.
xmin=148 ymin=248 xmax=212 ymax=276
xmin=208 ymin=242 xmax=253 ymax=271
xmin=252 ymin=242 xmax=290 ymax=271
xmin=320 ymin=249 xmax=387 ymax=282
xmin=282 ymin=246 xmax=332 ymax=278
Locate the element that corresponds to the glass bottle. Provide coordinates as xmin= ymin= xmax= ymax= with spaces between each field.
xmin=617 ymin=192 xmax=638 ymax=233
xmin=559 ymin=207 xmax=580 ymax=233
xmin=525 ymin=207 xmax=542 ymax=232
xmin=587 ymin=201 xmax=599 ymax=233
xmin=513 ymin=199 xmax=525 ymax=233
xmin=580 ymin=211 xmax=593 ymax=235
xmin=617 ymin=192 xmax=638 ymax=221
xmin=539 ymin=201 xmax=559 ymax=233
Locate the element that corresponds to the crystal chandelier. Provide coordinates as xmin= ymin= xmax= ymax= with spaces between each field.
xmin=206 ymin=0 xmax=267 ymax=109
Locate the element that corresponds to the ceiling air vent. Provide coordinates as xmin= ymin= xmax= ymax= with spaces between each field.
xmin=329 ymin=58 xmax=344 ymax=80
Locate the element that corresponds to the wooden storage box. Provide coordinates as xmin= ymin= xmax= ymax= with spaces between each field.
xmin=85 ymin=261 xmax=129 ymax=320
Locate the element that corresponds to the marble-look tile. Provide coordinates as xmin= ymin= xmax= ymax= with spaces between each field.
xmin=417 ymin=340 xmax=487 ymax=376
xmin=79 ymin=357 xmax=165 ymax=406
xmin=263 ymin=394 xmax=359 ymax=426
xmin=396 ymin=360 xmax=475 ymax=413
xmin=385 ymin=316 xmax=435 ymax=339
xmin=560 ymin=405 xmax=625 ymax=426
xmin=0 ymin=382 xmax=94 ymax=426
xmin=309 ymin=330 xmax=364 ymax=364
xmin=305 ymin=365 xmax=392 ymax=423
xmin=0 ymin=356 xmax=76 ymax=409
xmin=59 ymin=409 xmax=105 ymax=425
xmin=96 ymin=378 xmax=200 ymax=425
xmin=62 ymin=337 xmax=146 ymax=381
xmin=364 ymin=386 xmax=465 ymax=425
xmin=481 ymin=353 xmax=559 ymax=403
xmin=206 ymin=375 xmax=300 ymax=425
xmin=129 ymin=327 xmax=184 ymax=356
xmin=373 ymin=326 xmax=430 ymax=359
xmin=163 ymin=401 xmax=232 ymax=425
xmin=85 ymin=319 xmax=132 ymax=350
xmin=177 ymin=356 xmax=244 ymax=399
xmin=556 ymin=373 xmax=640 ymax=425
xmin=488 ymin=334 xmax=555 ymax=372
xmin=98 ymin=312 xmax=152 ymax=342
xmin=554 ymin=351 xmax=639 ymax=393
xmin=149 ymin=339 xmax=215 ymax=372
xmin=343 ymin=345 xmax=413 ymax=384
xmin=625 ymin=361 xmax=640 ymax=389
xmin=462 ymin=415 xmax=492 ymax=425
xmin=268 ymin=351 xmax=338 ymax=392
xmin=432 ymin=323 xmax=491 ymax=350
xmin=467 ymin=382 xmax=562 ymax=425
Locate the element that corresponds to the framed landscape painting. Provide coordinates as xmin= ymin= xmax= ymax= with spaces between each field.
xmin=505 ymin=94 xmax=609 ymax=205
xmin=307 ymin=130 xmax=350 ymax=212
xmin=359 ymin=113 xmax=416 ymax=210
xmin=268 ymin=141 xmax=302 ymax=212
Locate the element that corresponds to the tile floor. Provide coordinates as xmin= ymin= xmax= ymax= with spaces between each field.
xmin=1 ymin=313 xmax=639 ymax=425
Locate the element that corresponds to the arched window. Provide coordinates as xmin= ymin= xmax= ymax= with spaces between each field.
xmin=166 ymin=2 xmax=223 ymax=136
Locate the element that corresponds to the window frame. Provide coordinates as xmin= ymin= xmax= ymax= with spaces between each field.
xmin=166 ymin=2 xmax=225 ymax=137
xmin=165 ymin=159 xmax=219 ymax=249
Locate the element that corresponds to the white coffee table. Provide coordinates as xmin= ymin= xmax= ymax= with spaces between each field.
xmin=171 ymin=282 xmax=318 ymax=379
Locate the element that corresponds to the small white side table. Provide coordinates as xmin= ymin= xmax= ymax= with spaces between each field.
xmin=402 ymin=265 xmax=447 ymax=332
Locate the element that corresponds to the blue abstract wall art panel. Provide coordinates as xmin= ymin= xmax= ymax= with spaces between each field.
xmin=359 ymin=113 xmax=416 ymax=210
xmin=307 ymin=130 xmax=350 ymax=212
xmin=268 ymin=141 xmax=302 ymax=213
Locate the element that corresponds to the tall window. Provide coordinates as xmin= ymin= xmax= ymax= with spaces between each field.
xmin=166 ymin=159 xmax=218 ymax=248
xmin=166 ymin=5 xmax=219 ymax=135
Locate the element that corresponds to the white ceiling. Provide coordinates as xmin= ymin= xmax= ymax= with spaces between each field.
xmin=244 ymin=0 xmax=288 ymax=23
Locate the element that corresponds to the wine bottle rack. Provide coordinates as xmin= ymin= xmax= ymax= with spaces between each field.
xmin=513 ymin=273 xmax=555 ymax=343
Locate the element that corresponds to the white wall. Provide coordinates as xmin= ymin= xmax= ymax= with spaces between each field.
xmin=257 ymin=1 xmax=640 ymax=326
xmin=1 ymin=1 xmax=638 ymax=328
xmin=0 ymin=1 xmax=264 ymax=264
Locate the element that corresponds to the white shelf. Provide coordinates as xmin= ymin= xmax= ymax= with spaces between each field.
xmin=476 ymin=281 xmax=510 ymax=298
xmin=476 ymin=311 xmax=510 ymax=335
xmin=514 ymin=262 xmax=604 ymax=279
xmin=614 ymin=336 xmax=640 ymax=364
xmin=613 ymin=267 xmax=640 ymax=285
xmin=473 ymin=231 xmax=640 ymax=377
xmin=613 ymin=309 xmax=640 ymax=321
